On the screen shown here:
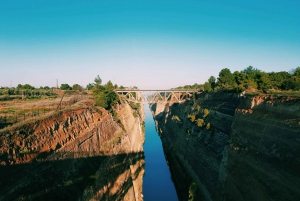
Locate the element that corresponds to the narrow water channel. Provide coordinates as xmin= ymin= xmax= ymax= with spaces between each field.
xmin=143 ymin=103 xmax=178 ymax=200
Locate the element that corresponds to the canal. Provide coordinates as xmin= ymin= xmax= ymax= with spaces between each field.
xmin=143 ymin=103 xmax=178 ymax=200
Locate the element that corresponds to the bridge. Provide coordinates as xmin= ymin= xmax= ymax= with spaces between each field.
xmin=115 ymin=89 xmax=199 ymax=103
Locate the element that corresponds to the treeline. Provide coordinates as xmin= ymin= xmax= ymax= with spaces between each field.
xmin=0 ymin=84 xmax=57 ymax=99
xmin=179 ymin=66 xmax=300 ymax=93
xmin=1 ymin=83 xmax=84 ymax=91
xmin=0 ymin=88 xmax=56 ymax=97
xmin=59 ymin=83 xmax=84 ymax=91
xmin=0 ymin=84 xmax=51 ymax=90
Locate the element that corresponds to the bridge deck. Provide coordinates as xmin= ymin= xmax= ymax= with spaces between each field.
xmin=115 ymin=89 xmax=200 ymax=103
xmin=115 ymin=89 xmax=199 ymax=92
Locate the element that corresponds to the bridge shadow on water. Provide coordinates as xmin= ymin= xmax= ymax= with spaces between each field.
xmin=0 ymin=151 xmax=145 ymax=201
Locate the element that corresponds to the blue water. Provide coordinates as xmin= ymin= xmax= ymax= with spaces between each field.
xmin=143 ymin=103 xmax=178 ymax=201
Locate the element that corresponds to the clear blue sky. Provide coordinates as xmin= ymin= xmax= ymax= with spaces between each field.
xmin=1 ymin=0 xmax=299 ymax=89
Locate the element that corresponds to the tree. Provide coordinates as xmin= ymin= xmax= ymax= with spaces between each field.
xmin=269 ymin=71 xmax=290 ymax=88
xmin=294 ymin=67 xmax=300 ymax=77
xmin=17 ymin=84 xmax=35 ymax=90
xmin=256 ymin=72 xmax=271 ymax=89
xmin=208 ymin=76 xmax=216 ymax=90
xmin=60 ymin=83 xmax=72 ymax=90
xmin=92 ymin=77 xmax=119 ymax=110
xmin=86 ymin=83 xmax=95 ymax=90
xmin=94 ymin=91 xmax=108 ymax=109
xmin=203 ymin=66 xmax=300 ymax=92
xmin=217 ymin=68 xmax=236 ymax=90
xmin=104 ymin=80 xmax=114 ymax=91
xmin=243 ymin=66 xmax=260 ymax=77
xmin=203 ymin=82 xmax=212 ymax=92
xmin=94 ymin=89 xmax=119 ymax=110
xmin=72 ymin=84 xmax=83 ymax=91
xmin=40 ymin=86 xmax=50 ymax=90
xmin=281 ymin=76 xmax=300 ymax=90
xmin=94 ymin=75 xmax=102 ymax=85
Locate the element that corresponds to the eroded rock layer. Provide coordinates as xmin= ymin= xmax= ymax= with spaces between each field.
xmin=0 ymin=100 xmax=145 ymax=201
xmin=151 ymin=92 xmax=300 ymax=201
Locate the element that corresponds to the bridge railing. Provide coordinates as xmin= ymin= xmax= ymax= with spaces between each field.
xmin=115 ymin=89 xmax=200 ymax=103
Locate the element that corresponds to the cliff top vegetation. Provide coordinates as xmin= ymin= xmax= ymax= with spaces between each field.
xmin=178 ymin=66 xmax=300 ymax=95
xmin=90 ymin=75 xmax=119 ymax=110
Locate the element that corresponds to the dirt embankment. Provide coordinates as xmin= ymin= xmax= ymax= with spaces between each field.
xmin=0 ymin=100 xmax=145 ymax=201
xmin=151 ymin=92 xmax=300 ymax=201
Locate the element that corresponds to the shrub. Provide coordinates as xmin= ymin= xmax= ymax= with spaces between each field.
xmin=203 ymin=108 xmax=210 ymax=118
xmin=188 ymin=182 xmax=197 ymax=201
xmin=196 ymin=118 xmax=204 ymax=127
xmin=172 ymin=115 xmax=181 ymax=122
xmin=141 ymin=121 xmax=145 ymax=133
xmin=187 ymin=114 xmax=196 ymax=122
xmin=206 ymin=122 xmax=211 ymax=130
xmin=129 ymin=102 xmax=140 ymax=110
xmin=133 ymin=110 xmax=139 ymax=117
xmin=60 ymin=83 xmax=72 ymax=90
xmin=93 ymin=85 xmax=119 ymax=110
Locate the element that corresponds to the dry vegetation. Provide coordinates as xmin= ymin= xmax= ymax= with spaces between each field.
xmin=0 ymin=93 xmax=93 ymax=130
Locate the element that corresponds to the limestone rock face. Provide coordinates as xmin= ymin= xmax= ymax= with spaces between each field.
xmin=0 ymin=101 xmax=145 ymax=201
xmin=151 ymin=92 xmax=300 ymax=201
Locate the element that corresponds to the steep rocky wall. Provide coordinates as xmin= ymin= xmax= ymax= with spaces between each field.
xmin=0 ymin=100 xmax=145 ymax=201
xmin=151 ymin=92 xmax=300 ymax=201
xmin=225 ymin=95 xmax=300 ymax=201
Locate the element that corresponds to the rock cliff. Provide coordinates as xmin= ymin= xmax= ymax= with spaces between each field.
xmin=0 ymin=99 xmax=145 ymax=201
xmin=151 ymin=92 xmax=300 ymax=201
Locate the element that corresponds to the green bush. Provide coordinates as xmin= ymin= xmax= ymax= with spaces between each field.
xmin=93 ymin=78 xmax=119 ymax=110
xmin=60 ymin=83 xmax=72 ymax=90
